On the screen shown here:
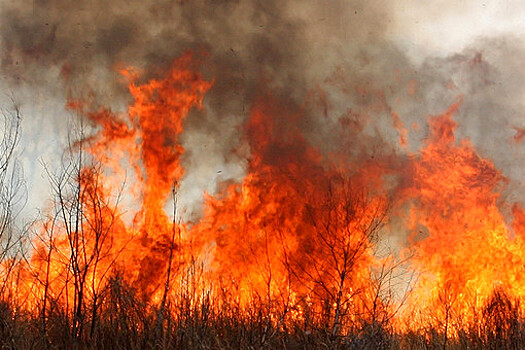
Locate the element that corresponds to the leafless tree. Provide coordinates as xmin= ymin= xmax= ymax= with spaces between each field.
xmin=0 ymin=103 xmax=26 ymax=298
xmin=291 ymin=175 xmax=388 ymax=336
xmin=29 ymin=120 xmax=126 ymax=344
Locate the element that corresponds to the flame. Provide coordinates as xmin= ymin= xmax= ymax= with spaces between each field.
xmin=192 ymin=95 xmax=388 ymax=325
xmin=6 ymin=52 xmax=525 ymax=336
xmin=398 ymin=101 xmax=525 ymax=331
xmin=14 ymin=52 xmax=212 ymax=312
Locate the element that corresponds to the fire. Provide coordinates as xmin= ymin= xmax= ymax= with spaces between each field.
xmin=6 ymin=51 xmax=525 ymax=337
xmin=192 ymin=95 xmax=388 ymax=328
xmin=13 ymin=52 xmax=212 ymax=313
xmin=398 ymin=101 xmax=525 ymax=330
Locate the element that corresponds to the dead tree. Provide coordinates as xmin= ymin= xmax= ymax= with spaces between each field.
xmin=292 ymin=175 xmax=388 ymax=336
xmin=38 ymin=121 xmax=123 ymax=344
xmin=0 ymin=104 xmax=25 ymax=297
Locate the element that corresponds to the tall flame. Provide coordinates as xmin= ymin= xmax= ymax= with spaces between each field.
xmin=8 ymin=51 xmax=525 ymax=336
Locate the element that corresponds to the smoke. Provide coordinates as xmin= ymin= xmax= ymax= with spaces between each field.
xmin=0 ymin=0 xmax=524 ymax=221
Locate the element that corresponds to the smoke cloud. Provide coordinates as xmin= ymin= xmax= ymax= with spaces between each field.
xmin=0 ymin=0 xmax=524 ymax=221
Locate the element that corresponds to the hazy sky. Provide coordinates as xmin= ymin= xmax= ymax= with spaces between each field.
xmin=391 ymin=1 xmax=525 ymax=60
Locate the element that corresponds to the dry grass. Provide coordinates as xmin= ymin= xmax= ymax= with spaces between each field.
xmin=0 ymin=278 xmax=521 ymax=349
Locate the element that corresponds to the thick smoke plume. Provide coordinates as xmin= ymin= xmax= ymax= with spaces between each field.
xmin=0 ymin=1 xmax=524 ymax=228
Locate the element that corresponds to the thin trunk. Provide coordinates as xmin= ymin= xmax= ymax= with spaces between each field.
xmin=155 ymin=187 xmax=178 ymax=344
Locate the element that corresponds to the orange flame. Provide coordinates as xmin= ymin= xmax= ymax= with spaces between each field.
xmin=7 ymin=52 xmax=525 ymax=336
xmin=398 ymin=101 xmax=525 ymax=330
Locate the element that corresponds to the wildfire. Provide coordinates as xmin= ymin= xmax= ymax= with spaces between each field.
xmin=397 ymin=101 xmax=525 ymax=331
xmin=7 ymin=51 xmax=525 ymax=336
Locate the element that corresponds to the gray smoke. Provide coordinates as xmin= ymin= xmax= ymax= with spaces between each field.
xmin=0 ymin=0 xmax=523 ymax=222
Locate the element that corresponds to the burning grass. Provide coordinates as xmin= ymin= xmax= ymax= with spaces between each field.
xmin=0 ymin=278 xmax=523 ymax=349
xmin=0 ymin=52 xmax=524 ymax=348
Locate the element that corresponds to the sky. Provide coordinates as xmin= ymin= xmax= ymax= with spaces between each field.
xmin=391 ymin=1 xmax=525 ymax=60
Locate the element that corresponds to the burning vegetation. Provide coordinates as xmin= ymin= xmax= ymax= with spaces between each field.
xmin=0 ymin=1 xmax=525 ymax=349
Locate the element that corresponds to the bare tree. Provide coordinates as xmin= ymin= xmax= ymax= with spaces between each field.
xmin=0 ymin=103 xmax=25 ymax=298
xmin=291 ymin=175 xmax=388 ymax=336
xmin=28 ymin=119 xmax=125 ymax=344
